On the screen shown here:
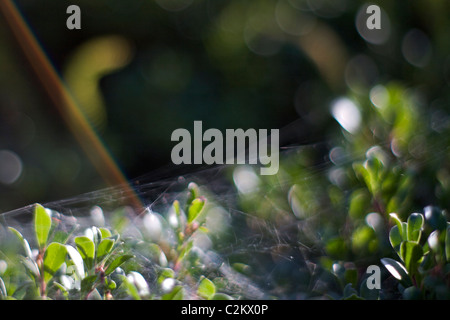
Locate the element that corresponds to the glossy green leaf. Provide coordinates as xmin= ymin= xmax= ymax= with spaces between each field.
xmin=188 ymin=198 xmax=205 ymax=223
xmin=389 ymin=225 xmax=402 ymax=253
xmin=381 ymin=258 xmax=411 ymax=286
xmin=34 ymin=204 xmax=52 ymax=249
xmin=8 ymin=227 xmax=32 ymax=258
xmin=99 ymin=228 xmax=112 ymax=239
xmin=400 ymin=241 xmax=423 ymax=275
xmin=74 ymin=236 xmax=95 ymax=270
xmin=407 ymin=213 xmax=424 ymax=242
xmin=187 ymin=182 xmax=200 ymax=205
xmin=389 ymin=213 xmax=405 ymax=239
xmin=105 ymin=278 xmax=116 ymax=291
xmin=198 ymin=277 xmax=216 ymax=300
xmin=104 ymin=254 xmax=134 ymax=275
xmin=96 ymin=239 xmax=115 ymax=262
xmin=43 ymin=242 xmax=67 ymax=284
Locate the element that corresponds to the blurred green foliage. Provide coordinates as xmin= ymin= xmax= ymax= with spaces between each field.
xmin=0 ymin=0 xmax=450 ymax=300
xmin=1 ymin=0 xmax=449 ymax=212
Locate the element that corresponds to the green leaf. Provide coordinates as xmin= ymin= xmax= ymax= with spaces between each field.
xmin=389 ymin=213 xmax=405 ymax=239
xmin=212 ymin=293 xmax=233 ymax=300
xmin=158 ymin=268 xmax=175 ymax=284
xmin=187 ymin=182 xmax=200 ymax=205
xmin=96 ymin=239 xmax=115 ymax=262
xmin=173 ymin=200 xmax=181 ymax=216
xmin=197 ymin=277 xmax=216 ymax=300
xmin=74 ymin=236 xmax=95 ymax=270
xmin=66 ymin=245 xmax=85 ymax=280
xmin=407 ymin=213 xmax=424 ymax=242
xmin=20 ymin=257 xmax=40 ymax=279
xmin=99 ymin=228 xmax=112 ymax=239
xmin=104 ymin=278 xmax=116 ymax=291
xmin=381 ymin=258 xmax=411 ymax=286
xmin=43 ymin=242 xmax=67 ymax=284
xmin=188 ymin=198 xmax=205 ymax=223
xmin=119 ymin=275 xmax=140 ymax=300
xmin=162 ymin=285 xmax=184 ymax=300
xmin=389 ymin=225 xmax=402 ymax=253
xmin=104 ymin=254 xmax=134 ymax=276
xmin=81 ymin=275 xmax=98 ymax=295
xmin=400 ymin=241 xmax=423 ymax=275
xmin=8 ymin=227 xmax=32 ymax=258
xmin=34 ymin=204 xmax=52 ymax=249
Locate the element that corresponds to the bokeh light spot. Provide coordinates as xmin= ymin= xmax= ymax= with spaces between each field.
xmin=401 ymin=29 xmax=432 ymax=68
xmin=233 ymin=166 xmax=260 ymax=194
xmin=0 ymin=150 xmax=23 ymax=185
xmin=331 ymin=97 xmax=361 ymax=134
xmin=370 ymin=84 xmax=389 ymax=109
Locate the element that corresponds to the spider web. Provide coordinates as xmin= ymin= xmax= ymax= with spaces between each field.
xmin=1 ymin=129 xmax=443 ymax=299
xmin=0 ymin=138 xmax=341 ymax=298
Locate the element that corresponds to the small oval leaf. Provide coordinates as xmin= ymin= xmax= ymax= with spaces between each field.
xmin=198 ymin=277 xmax=216 ymax=300
xmin=105 ymin=254 xmax=134 ymax=275
xmin=400 ymin=241 xmax=423 ymax=275
xmin=188 ymin=198 xmax=205 ymax=223
xmin=407 ymin=213 xmax=424 ymax=242
xmin=389 ymin=225 xmax=402 ymax=254
xmin=96 ymin=239 xmax=115 ymax=262
xmin=43 ymin=242 xmax=67 ymax=284
xmin=8 ymin=227 xmax=32 ymax=258
xmin=74 ymin=236 xmax=95 ymax=270
xmin=381 ymin=258 xmax=411 ymax=286
xmin=34 ymin=204 xmax=52 ymax=249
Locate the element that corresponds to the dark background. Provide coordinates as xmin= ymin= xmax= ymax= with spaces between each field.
xmin=0 ymin=0 xmax=448 ymax=212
